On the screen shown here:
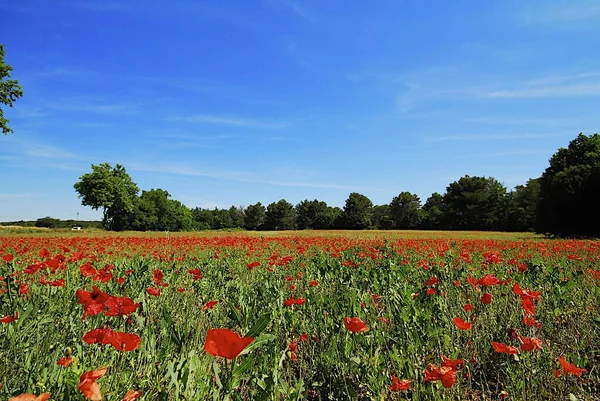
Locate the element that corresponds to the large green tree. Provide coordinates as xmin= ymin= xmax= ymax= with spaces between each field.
xmin=422 ymin=192 xmax=444 ymax=229
xmin=507 ymin=178 xmax=540 ymax=232
xmin=441 ymin=176 xmax=508 ymax=231
xmin=243 ymin=202 xmax=266 ymax=230
xmin=371 ymin=204 xmax=394 ymax=229
xmin=389 ymin=191 xmax=423 ymax=229
xmin=1 ymin=44 xmax=23 ymax=135
xmin=295 ymin=199 xmax=330 ymax=229
xmin=537 ymin=133 xmax=600 ymax=237
xmin=74 ymin=163 xmax=139 ymax=231
xmin=264 ymin=199 xmax=296 ymax=230
xmin=342 ymin=192 xmax=373 ymax=229
xmin=131 ymin=189 xmax=193 ymax=231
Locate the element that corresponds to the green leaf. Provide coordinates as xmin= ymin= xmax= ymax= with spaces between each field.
xmin=212 ymin=360 xmax=223 ymax=389
xmin=226 ymin=300 xmax=243 ymax=326
xmin=245 ymin=312 xmax=271 ymax=338
xmin=239 ymin=334 xmax=275 ymax=356
xmin=232 ymin=355 xmax=254 ymax=377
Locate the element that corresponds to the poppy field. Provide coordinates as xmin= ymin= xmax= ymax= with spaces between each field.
xmin=1 ymin=232 xmax=599 ymax=400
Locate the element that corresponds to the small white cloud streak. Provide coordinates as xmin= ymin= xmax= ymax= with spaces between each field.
xmin=167 ymin=114 xmax=288 ymax=129
xmin=130 ymin=163 xmax=368 ymax=191
xmin=520 ymin=1 xmax=600 ymax=24
xmin=423 ymin=132 xmax=571 ymax=143
xmin=487 ymin=83 xmax=600 ymax=99
xmin=0 ymin=193 xmax=43 ymax=200
xmin=276 ymin=0 xmax=315 ymax=22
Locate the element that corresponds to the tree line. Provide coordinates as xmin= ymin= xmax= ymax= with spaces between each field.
xmin=73 ymin=132 xmax=600 ymax=237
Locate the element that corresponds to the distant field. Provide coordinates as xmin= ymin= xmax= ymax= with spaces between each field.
xmin=0 ymin=226 xmax=542 ymax=240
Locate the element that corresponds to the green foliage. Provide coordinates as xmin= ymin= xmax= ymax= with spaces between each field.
xmin=441 ymin=176 xmax=508 ymax=231
xmin=537 ymin=133 xmax=600 ymax=237
xmin=422 ymin=192 xmax=443 ymax=230
xmin=342 ymin=193 xmax=373 ymax=229
xmin=507 ymin=178 xmax=540 ymax=232
xmin=73 ymin=163 xmax=140 ymax=231
xmin=371 ymin=205 xmax=394 ymax=230
xmin=131 ymin=189 xmax=194 ymax=231
xmin=0 ymin=44 xmax=23 ymax=135
xmin=243 ymin=203 xmax=266 ymax=231
xmin=389 ymin=191 xmax=423 ymax=229
xmin=264 ymin=199 xmax=296 ymax=231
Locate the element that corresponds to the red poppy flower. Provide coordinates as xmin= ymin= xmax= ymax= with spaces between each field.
xmin=452 ymin=317 xmax=472 ymax=330
xmin=57 ymin=356 xmax=74 ymax=367
xmin=104 ymin=296 xmax=140 ymax=317
xmin=425 ymin=276 xmax=438 ymax=286
xmin=343 ymin=317 xmax=369 ymax=333
xmin=122 ymin=390 xmax=142 ymax=401
xmin=283 ymin=297 xmax=305 ymax=307
xmin=512 ymin=282 xmax=541 ymax=316
xmin=39 ymin=248 xmax=50 ymax=259
xmin=441 ymin=355 xmax=464 ymax=370
xmin=203 ymin=300 xmax=219 ymax=312
xmin=424 ymin=364 xmax=457 ymax=388
xmin=519 ymin=336 xmax=543 ymax=352
xmin=83 ymin=328 xmax=115 ymax=345
xmin=19 ymin=283 xmax=29 ymax=296
xmin=80 ymin=262 xmax=97 ymax=277
xmin=246 ymin=261 xmax=260 ymax=270
xmin=309 ymin=280 xmax=319 ymax=287
xmin=390 ymin=375 xmax=412 ymax=391
xmin=426 ymin=288 xmax=437 ymax=295
xmin=1 ymin=312 xmax=18 ymax=323
xmin=300 ymin=333 xmax=309 ymax=342
xmin=203 ymin=328 xmax=254 ymax=360
xmin=522 ymin=316 xmax=542 ymax=328
xmin=76 ymin=287 xmax=109 ymax=318
xmin=481 ymin=292 xmax=493 ymax=305
xmin=491 ymin=341 xmax=519 ymax=355
xmin=78 ymin=367 xmax=107 ymax=400
xmin=188 ymin=269 xmax=203 ymax=280
xmin=109 ymin=331 xmax=141 ymax=352
xmin=558 ymin=356 xmax=587 ymax=376
xmin=146 ymin=287 xmax=160 ymax=297
xmin=463 ymin=304 xmax=473 ymax=312
xmin=466 ymin=275 xmax=480 ymax=290
xmin=8 ymin=393 xmax=51 ymax=401
xmin=2 ymin=254 xmax=13 ymax=262
xmin=477 ymin=274 xmax=504 ymax=287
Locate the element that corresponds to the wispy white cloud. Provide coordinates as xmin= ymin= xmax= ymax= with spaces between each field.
xmin=463 ymin=116 xmax=574 ymax=125
xmin=274 ymin=0 xmax=315 ymax=22
xmin=130 ymin=163 xmax=366 ymax=191
xmin=167 ymin=114 xmax=288 ymax=129
xmin=351 ymin=64 xmax=600 ymax=113
xmin=46 ymin=98 xmax=137 ymax=114
xmin=176 ymin=195 xmax=232 ymax=209
xmin=24 ymin=144 xmax=78 ymax=159
xmin=487 ymin=84 xmax=600 ymax=99
xmin=0 ymin=192 xmax=43 ymax=200
xmin=520 ymin=1 xmax=600 ymax=24
xmin=422 ymin=132 xmax=571 ymax=143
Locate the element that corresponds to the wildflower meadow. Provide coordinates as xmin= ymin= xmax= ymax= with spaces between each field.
xmin=1 ymin=231 xmax=599 ymax=400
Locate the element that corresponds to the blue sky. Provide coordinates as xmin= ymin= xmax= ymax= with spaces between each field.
xmin=1 ymin=0 xmax=599 ymax=221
